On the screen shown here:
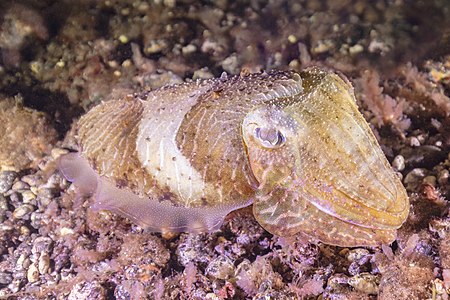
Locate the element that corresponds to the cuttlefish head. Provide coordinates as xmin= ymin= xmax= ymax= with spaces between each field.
xmin=241 ymin=68 xmax=409 ymax=247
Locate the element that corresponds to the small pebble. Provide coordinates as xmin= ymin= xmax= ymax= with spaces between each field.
xmin=8 ymin=192 xmax=20 ymax=203
xmin=17 ymin=253 xmax=31 ymax=269
xmin=30 ymin=212 xmax=43 ymax=229
xmin=32 ymin=237 xmax=53 ymax=254
xmin=312 ymin=39 xmax=334 ymax=54
xmin=37 ymin=187 xmax=55 ymax=199
xmin=145 ymin=39 xmax=168 ymax=54
xmin=8 ymin=279 xmax=22 ymax=293
xmin=118 ymin=35 xmax=128 ymax=44
xmin=137 ymin=2 xmax=150 ymax=11
xmin=0 ymin=195 xmax=7 ymax=222
xmin=348 ymin=273 xmax=379 ymax=295
xmin=20 ymin=226 xmax=30 ymax=236
xmin=38 ymin=252 xmax=50 ymax=274
xmin=27 ymin=264 xmax=39 ymax=283
xmin=349 ymin=44 xmax=364 ymax=54
xmin=177 ymin=234 xmax=211 ymax=266
xmin=410 ymin=137 xmax=420 ymax=147
xmin=11 ymin=181 xmax=30 ymax=192
xmin=0 ymin=272 xmax=13 ymax=285
xmin=21 ymin=174 xmax=40 ymax=187
xmin=193 ymin=68 xmax=214 ymax=80
xmin=60 ymin=227 xmax=75 ymax=236
xmin=416 ymin=133 xmax=427 ymax=144
xmin=13 ymin=204 xmax=35 ymax=219
xmin=288 ymin=34 xmax=297 ymax=43
xmin=392 ymin=155 xmax=405 ymax=171
xmin=0 ymin=171 xmax=17 ymax=193
xmin=21 ymin=190 xmax=36 ymax=203
xmin=0 ymin=224 xmax=13 ymax=231
xmin=30 ymin=186 xmax=38 ymax=195
xmin=45 ymin=173 xmax=62 ymax=188
xmin=205 ymin=255 xmax=235 ymax=280
xmin=404 ymin=168 xmax=427 ymax=184
xmin=221 ymin=55 xmax=239 ymax=74
xmin=182 ymin=44 xmax=197 ymax=55
xmin=346 ymin=248 xmax=370 ymax=262
xmin=205 ymin=293 xmax=220 ymax=300
xmin=438 ymin=169 xmax=449 ymax=186
xmin=327 ymin=273 xmax=349 ymax=291
xmin=37 ymin=196 xmax=52 ymax=208
xmin=163 ymin=0 xmax=176 ymax=8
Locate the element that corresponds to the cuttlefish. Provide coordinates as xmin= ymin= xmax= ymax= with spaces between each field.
xmin=59 ymin=67 xmax=409 ymax=247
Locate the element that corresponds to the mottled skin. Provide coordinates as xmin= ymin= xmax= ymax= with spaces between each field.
xmin=65 ymin=67 xmax=409 ymax=247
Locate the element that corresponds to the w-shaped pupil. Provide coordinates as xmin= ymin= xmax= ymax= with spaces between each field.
xmin=254 ymin=127 xmax=286 ymax=148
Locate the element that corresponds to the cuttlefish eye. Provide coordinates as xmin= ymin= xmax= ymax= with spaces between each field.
xmin=254 ymin=127 xmax=286 ymax=148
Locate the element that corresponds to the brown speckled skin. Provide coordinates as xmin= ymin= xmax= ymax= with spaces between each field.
xmin=69 ymin=67 xmax=409 ymax=246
